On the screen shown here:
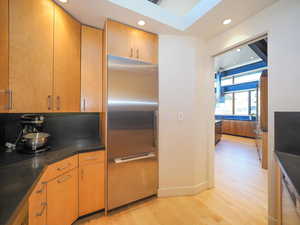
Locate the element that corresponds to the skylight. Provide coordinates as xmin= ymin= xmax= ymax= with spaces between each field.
xmin=108 ymin=0 xmax=222 ymax=31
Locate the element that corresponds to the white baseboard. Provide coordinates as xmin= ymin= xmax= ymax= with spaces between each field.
xmin=158 ymin=181 xmax=208 ymax=197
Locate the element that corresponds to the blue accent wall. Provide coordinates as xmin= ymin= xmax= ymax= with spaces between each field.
xmin=222 ymin=81 xmax=258 ymax=93
xmin=220 ymin=61 xmax=267 ymax=78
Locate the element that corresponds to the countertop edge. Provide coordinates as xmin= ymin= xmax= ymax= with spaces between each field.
xmin=275 ymin=151 xmax=300 ymax=197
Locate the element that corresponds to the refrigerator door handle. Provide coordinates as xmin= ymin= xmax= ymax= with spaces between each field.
xmin=114 ymin=153 xmax=156 ymax=164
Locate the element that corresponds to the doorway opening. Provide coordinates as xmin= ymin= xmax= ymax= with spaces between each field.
xmin=213 ymin=37 xmax=269 ymax=224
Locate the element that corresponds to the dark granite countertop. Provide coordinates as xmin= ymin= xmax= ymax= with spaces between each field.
xmin=0 ymin=140 xmax=105 ymax=225
xmin=275 ymin=151 xmax=300 ymax=196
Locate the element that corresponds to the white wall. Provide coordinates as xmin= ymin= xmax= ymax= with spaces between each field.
xmin=158 ymin=35 xmax=213 ymax=196
xmin=206 ymin=0 xmax=300 ymax=224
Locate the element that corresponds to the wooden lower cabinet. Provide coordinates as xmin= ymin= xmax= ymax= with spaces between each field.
xmin=28 ymin=182 xmax=47 ymax=225
xmin=79 ymin=162 xmax=105 ymax=216
xmin=222 ymin=120 xmax=256 ymax=138
xmin=47 ymin=169 xmax=78 ymax=225
xmin=28 ymin=152 xmax=105 ymax=225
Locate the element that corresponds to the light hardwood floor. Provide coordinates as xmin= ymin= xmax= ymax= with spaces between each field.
xmin=76 ymin=134 xmax=268 ymax=225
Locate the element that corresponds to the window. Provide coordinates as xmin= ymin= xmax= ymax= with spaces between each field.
xmin=215 ymin=93 xmax=233 ymax=115
xmin=221 ymin=77 xmax=233 ymax=86
xmin=234 ymin=71 xmax=262 ymax=84
xmin=250 ymin=90 xmax=257 ymax=115
xmin=215 ymin=70 xmax=262 ymax=116
xmin=215 ymin=90 xmax=257 ymax=116
xmin=234 ymin=91 xmax=249 ymax=115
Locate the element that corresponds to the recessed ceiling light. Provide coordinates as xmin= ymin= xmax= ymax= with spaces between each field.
xmin=223 ymin=19 xmax=232 ymax=25
xmin=250 ymin=56 xmax=254 ymax=59
xmin=236 ymin=48 xmax=241 ymax=52
xmin=138 ymin=20 xmax=146 ymax=26
xmin=59 ymin=0 xmax=68 ymax=3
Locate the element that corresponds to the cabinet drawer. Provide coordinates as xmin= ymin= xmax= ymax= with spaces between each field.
xmin=28 ymin=181 xmax=46 ymax=225
xmin=79 ymin=151 xmax=104 ymax=166
xmin=44 ymin=155 xmax=78 ymax=181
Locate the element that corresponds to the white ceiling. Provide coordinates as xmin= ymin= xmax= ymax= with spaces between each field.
xmin=53 ymin=0 xmax=278 ymax=39
xmin=214 ymin=44 xmax=261 ymax=72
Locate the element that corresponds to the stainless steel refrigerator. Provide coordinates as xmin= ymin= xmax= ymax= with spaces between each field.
xmin=107 ymin=55 xmax=158 ymax=210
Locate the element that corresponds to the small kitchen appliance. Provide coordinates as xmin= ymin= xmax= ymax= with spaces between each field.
xmin=15 ymin=114 xmax=50 ymax=153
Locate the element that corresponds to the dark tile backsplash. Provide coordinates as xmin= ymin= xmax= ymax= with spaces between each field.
xmin=0 ymin=113 xmax=101 ymax=148
xmin=275 ymin=112 xmax=300 ymax=155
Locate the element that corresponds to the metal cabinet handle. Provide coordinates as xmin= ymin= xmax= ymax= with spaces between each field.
xmin=47 ymin=95 xmax=52 ymax=110
xmin=130 ymin=48 xmax=133 ymax=57
xmin=36 ymin=202 xmax=47 ymax=217
xmin=56 ymin=163 xmax=70 ymax=171
xmin=56 ymin=96 xmax=60 ymax=110
xmin=3 ymin=90 xmax=13 ymax=110
xmin=57 ymin=175 xmax=71 ymax=183
xmin=36 ymin=184 xmax=46 ymax=194
xmin=83 ymin=99 xmax=86 ymax=111
xmin=8 ymin=90 xmax=12 ymax=110
xmin=81 ymin=168 xmax=84 ymax=180
xmin=114 ymin=153 xmax=156 ymax=164
xmin=136 ymin=48 xmax=139 ymax=59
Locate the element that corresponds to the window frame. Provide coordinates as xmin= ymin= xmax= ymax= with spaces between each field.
xmin=217 ymin=88 xmax=258 ymax=116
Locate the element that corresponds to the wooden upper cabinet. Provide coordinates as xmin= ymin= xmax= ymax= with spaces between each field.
xmin=47 ymin=169 xmax=78 ymax=225
xmin=9 ymin=0 xmax=54 ymax=113
xmin=106 ymin=19 xmax=158 ymax=64
xmin=53 ymin=5 xmax=81 ymax=112
xmin=81 ymin=26 xmax=103 ymax=112
xmin=134 ymin=29 xmax=158 ymax=64
xmin=0 ymin=0 xmax=9 ymax=113
xmin=107 ymin=20 xmax=132 ymax=59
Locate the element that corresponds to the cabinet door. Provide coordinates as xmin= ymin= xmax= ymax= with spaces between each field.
xmin=107 ymin=20 xmax=133 ymax=59
xmin=135 ymin=30 xmax=158 ymax=64
xmin=47 ymin=169 xmax=78 ymax=225
xmin=53 ymin=5 xmax=81 ymax=112
xmin=9 ymin=0 xmax=54 ymax=113
xmin=28 ymin=182 xmax=47 ymax=225
xmin=0 ymin=0 xmax=9 ymax=112
xmin=79 ymin=162 xmax=104 ymax=216
xmin=81 ymin=26 xmax=103 ymax=112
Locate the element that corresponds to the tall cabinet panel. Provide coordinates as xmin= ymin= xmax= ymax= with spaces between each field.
xmin=81 ymin=26 xmax=103 ymax=112
xmin=53 ymin=5 xmax=81 ymax=112
xmin=0 ymin=0 xmax=9 ymax=112
xmin=9 ymin=0 xmax=54 ymax=112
